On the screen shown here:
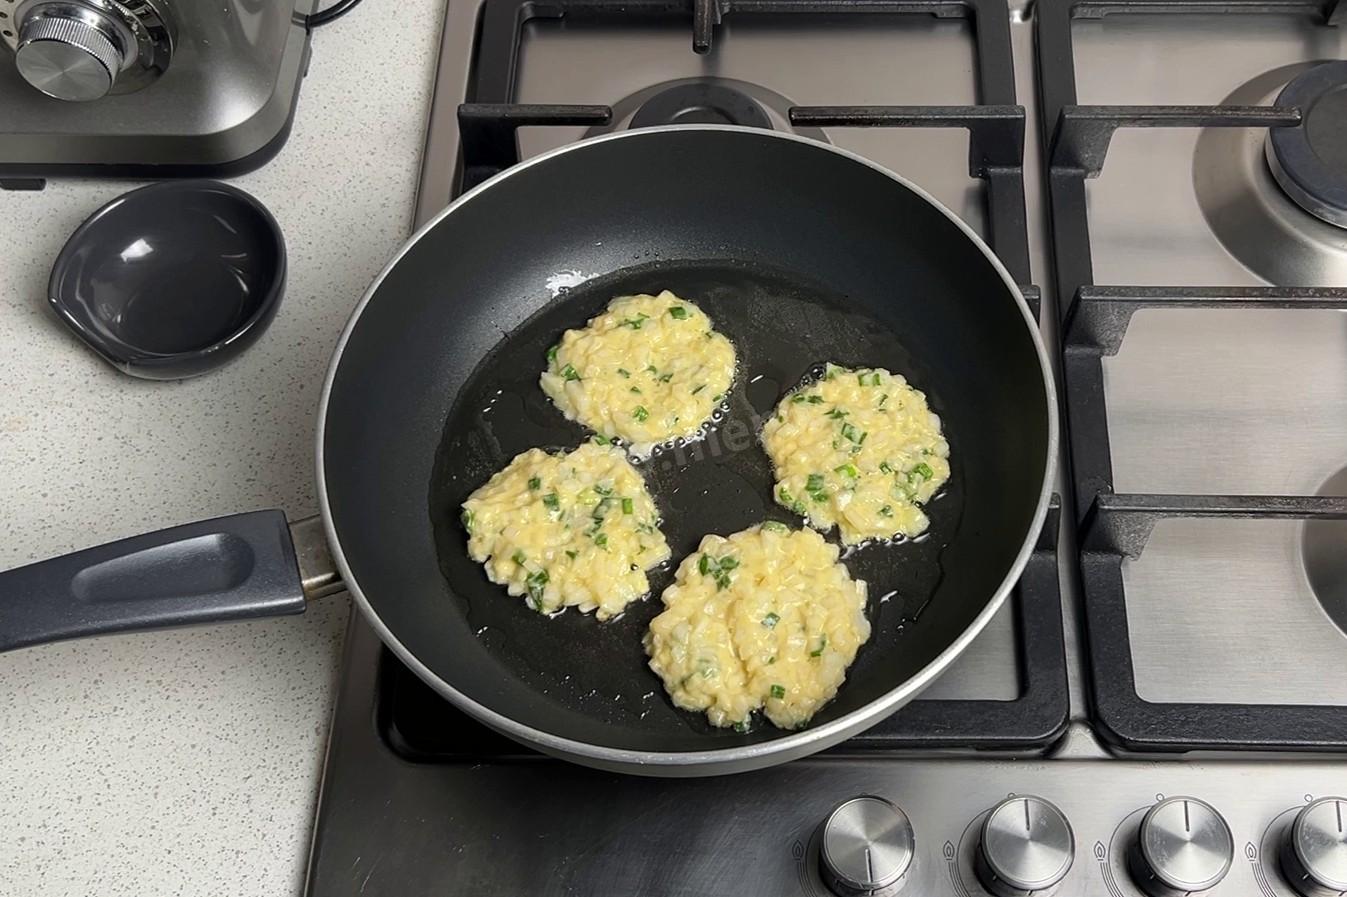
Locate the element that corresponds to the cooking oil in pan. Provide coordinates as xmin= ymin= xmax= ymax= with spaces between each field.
xmin=429 ymin=260 xmax=963 ymax=735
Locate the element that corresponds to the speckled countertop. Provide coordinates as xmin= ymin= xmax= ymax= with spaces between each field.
xmin=0 ymin=5 xmax=442 ymax=893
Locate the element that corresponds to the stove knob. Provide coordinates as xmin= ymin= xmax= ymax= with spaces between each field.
xmin=975 ymin=796 xmax=1075 ymax=896
xmin=818 ymin=796 xmax=915 ymax=896
xmin=14 ymin=8 xmax=127 ymax=102
xmin=1280 ymin=797 xmax=1347 ymax=897
xmin=1127 ymin=797 xmax=1233 ymax=897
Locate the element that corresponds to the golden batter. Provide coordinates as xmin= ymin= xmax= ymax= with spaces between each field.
xmin=645 ymin=523 xmax=871 ymax=731
xmin=539 ymin=291 xmax=736 ymax=455
xmin=461 ymin=443 xmax=671 ymax=620
xmin=761 ymin=364 xmax=950 ymax=544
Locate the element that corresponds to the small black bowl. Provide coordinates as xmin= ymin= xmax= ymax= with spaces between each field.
xmin=49 ymin=180 xmax=286 ymax=380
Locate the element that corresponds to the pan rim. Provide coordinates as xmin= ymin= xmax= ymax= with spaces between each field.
xmin=316 ymin=124 xmax=1059 ymax=772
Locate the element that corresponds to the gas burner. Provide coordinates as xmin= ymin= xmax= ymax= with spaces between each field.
xmin=584 ymin=77 xmax=829 ymax=143
xmin=1267 ymin=62 xmax=1347 ymax=229
xmin=1193 ymin=63 xmax=1347 ymax=287
xmin=1304 ymin=463 xmax=1347 ymax=638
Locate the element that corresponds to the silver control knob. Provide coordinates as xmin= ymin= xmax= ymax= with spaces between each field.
xmin=819 ymin=796 xmax=915 ymax=896
xmin=15 ymin=11 xmax=125 ymax=101
xmin=1280 ymin=797 xmax=1347 ymax=897
xmin=1127 ymin=797 xmax=1233 ymax=897
xmin=975 ymin=796 xmax=1075 ymax=896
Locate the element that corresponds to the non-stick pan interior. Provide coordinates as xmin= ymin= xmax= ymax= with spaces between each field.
xmin=321 ymin=127 xmax=1051 ymax=757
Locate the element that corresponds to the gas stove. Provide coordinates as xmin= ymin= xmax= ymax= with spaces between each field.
xmin=304 ymin=2 xmax=1347 ymax=895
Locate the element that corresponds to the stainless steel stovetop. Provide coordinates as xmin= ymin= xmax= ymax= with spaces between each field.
xmin=305 ymin=3 xmax=1347 ymax=895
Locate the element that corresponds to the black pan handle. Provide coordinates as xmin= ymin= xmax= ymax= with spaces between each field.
xmin=0 ymin=511 xmax=342 ymax=653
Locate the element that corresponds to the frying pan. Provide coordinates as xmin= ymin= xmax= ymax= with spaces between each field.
xmin=0 ymin=126 xmax=1056 ymax=776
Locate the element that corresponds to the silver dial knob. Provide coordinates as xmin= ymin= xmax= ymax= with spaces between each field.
xmin=819 ymin=796 xmax=915 ymax=896
xmin=1127 ymin=797 xmax=1234 ymax=897
xmin=1281 ymin=797 xmax=1347 ymax=897
xmin=975 ymin=796 xmax=1075 ymax=896
xmin=15 ymin=10 xmax=126 ymax=101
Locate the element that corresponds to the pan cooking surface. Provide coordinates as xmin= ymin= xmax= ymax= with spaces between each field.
xmin=430 ymin=260 xmax=965 ymax=737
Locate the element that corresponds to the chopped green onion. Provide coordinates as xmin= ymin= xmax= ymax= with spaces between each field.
xmin=834 ymin=463 xmax=858 ymax=479
xmin=912 ymin=462 xmax=934 ymax=480
xmin=777 ymin=486 xmax=807 ymax=515
xmin=621 ymin=498 xmax=634 ymax=515
xmin=712 ymin=393 xmax=723 ymax=402
xmin=526 ymin=569 xmax=549 ymax=609
xmin=542 ymin=493 xmax=560 ymax=514
xmin=840 ymin=422 xmax=859 ymax=442
xmin=620 ymin=313 xmax=651 ymax=329
xmin=826 ymin=407 xmax=848 ymax=419
xmin=658 ymin=372 xmax=674 ymax=383
xmin=630 ymin=387 xmax=641 ymax=394
xmin=511 ymin=549 xmax=526 ymax=565
xmin=668 ymin=306 xmax=689 ymax=319
xmin=806 ymin=473 xmax=827 ymax=503
xmin=565 ymin=549 xmax=578 ymax=559
xmin=633 ymin=405 xmax=649 ymax=422
xmin=733 ymin=720 xmax=751 ymax=733
xmin=879 ymin=461 xmax=894 ymax=474
xmin=617 ymin=368 xmax=630 ymax=378
xmin=791 ymin=394 xmax=807 ymax=404
xmin=561 ymin=363 xmax=580 ymax=382
xmin=698 ymin=554 xmax=711 ymax=576
xmin=594 ymin=483 xmax=613 ymax=496
xmin=645 ymin=365 xmax=658 ymax=374
xmin=878 ymin=393 xmax=889 ymax=408
xmin=460 ymin=509 xmax=474 ymax=534
xmin=810 ymin=635 xmax=828 ymax=657
xmin=761 ymin=521 xmax=789 ymax=533
xmin=592 ymin=434 xmax=610 ymax=445
xmin=546 ymin=345 xmax=558 ymax=365
xmin=806 ymin=394 xmax=824 ymax=404
xmin=824 ymin=363 xmax=840 ymax=380
xmin=880 ymin=505 xmax=894 ymax=517
xmin=762 ymin=612 xmax=780 ymax=629
xmin=691 ymin=384 xmax=706 ymax=395
xmin=770 ymin=684 xmax=786 ymax=700
xmin=593 ymin=532 xmax=608 ymax=548
xmin=527 ymin=476 xmax=541 ymax=491
xmin=768 ymin=656 xmax=777 ymax=664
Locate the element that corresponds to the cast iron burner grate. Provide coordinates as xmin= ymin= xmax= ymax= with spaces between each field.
xmin=1037 ymin=0 xmax=1347 ymax=753
xmin=378 ymin=0 xmax=1069 ymax=758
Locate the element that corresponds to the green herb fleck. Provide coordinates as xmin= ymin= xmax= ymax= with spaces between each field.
xmin=527 ymin=476 xmax=541 ymax=491
xmin=761 ymin=521 xmax=789 ymax=533
xmin=770 ymin=684 xmax=786 ymax=700
xmin=645 ymin=365 xmax=658 ymax=374
xmin=542 ymin=493 xmax=560 ymax=514
xmin=565 ymin=549 xmax=578 ymax=559
xmin=460 ymin=509 xmax=474 ymax=534
xmin=511 ymin=549 xmax=526 ymax=566
xmin=561 ymin=363 xmax=580 ymax=382
xmin=691 ymin=384 xmax=706 ymax=395
xmin=762 ymin=612 xmax=780 ymax=629
xmin=768 ymin=656 xmax=777 ymax=664
xmin=824 ymin=363 xmax=840 ymax=380
xmin=733 ymin=720 xmax=751 ymax=733
xmin=592 ymin=434 xmax=610 ymax=446
xmin=699 ymin=553 xmax=738 ymax=590
xmin=826 ymin=407 xmax=848 ymax=419
xmin=840 ymin=422 xmax=860 ymax=443
xmin=834 ymin=463 xmax=859 ymax=479
xmin=878 ymin=393 xmax=889 ymax=408
xmin=777 ymin=486 xmax=807 ymax=515
xmin=810 ymin=635 xmax=828 ymax=658
xmin=806 ymin=394 xmax=824 ymax=404
xmin=791 ymin=394 xmax=807 ymax=404
xmin=806 ymin=473 xmax=828 ymax=503
xmin=526 ymin=568 xmax=549 ymax=609
xmin=620 ymin=313 xmax=651 ymax=329
xmin=546 ymin=345 xmax=559 ymax=366
xmin=593 ymin=532 xmax=608 ymax=549
xmin=658 ymin=372 xmax=674 ymax=383
xmin=594 ymin=483 xmax=613 ymax=496
xmin=621 ymin=498 xmax=634 ymax=515
xmin=633 ymin=405 xmax=649 ymax=422
xmin=880 ymin=505 xmax=894 ymax=517
xmin=912 ymin=462 xmax=934 ymax=480
xmin=617 ymin=367 xmax=630 ymax=378
xmin=668 ymin=306 xmax=689 ymax=320
xmin=630 ymin=386 xmax=642 ymax=394
xmin=879 ymin=461 xmax=894 ymax=474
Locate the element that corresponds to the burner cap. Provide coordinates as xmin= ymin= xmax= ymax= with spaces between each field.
xmin=630 ymin=82 xmax=772 ymax=130
xmin=1267 ymin=61 xmax=1347 ymax=228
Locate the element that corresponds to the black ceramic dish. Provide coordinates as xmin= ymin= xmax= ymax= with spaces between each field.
xmin=48 ymin=180 xmax=286 ymax=380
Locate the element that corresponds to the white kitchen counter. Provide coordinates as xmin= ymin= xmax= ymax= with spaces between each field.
xmin=0 ymin=4 xmax=443 ymax=893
